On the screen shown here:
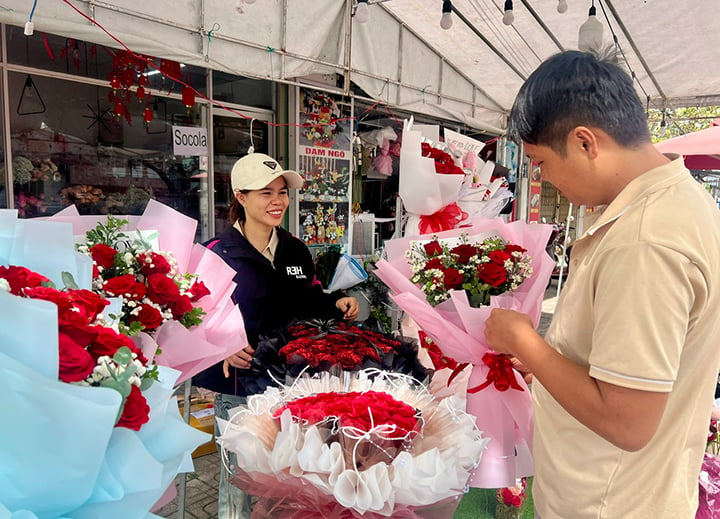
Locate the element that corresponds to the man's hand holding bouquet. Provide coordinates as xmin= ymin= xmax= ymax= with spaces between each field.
xmin=374 ymin=217 xmax=555 ymax=488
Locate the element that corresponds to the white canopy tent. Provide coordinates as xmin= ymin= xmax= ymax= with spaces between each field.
xmin=0 ymin=0 xmax=718 ymax=133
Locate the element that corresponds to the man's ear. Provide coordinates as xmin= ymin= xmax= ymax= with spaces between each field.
xmin=572 ymin=126 xmax=599 ymax=158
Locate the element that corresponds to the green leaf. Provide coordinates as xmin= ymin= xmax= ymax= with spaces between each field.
xmin=112 ymin=346 xmax=134 ymax=366
xmin=61 ymin=271 xmax=80 ymax=290
xmin=100 ymin=377 xmax=132 ymax=399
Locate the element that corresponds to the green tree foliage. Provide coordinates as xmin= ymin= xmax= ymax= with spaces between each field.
xmin=650 ymin=106 xmax=720 ymax=143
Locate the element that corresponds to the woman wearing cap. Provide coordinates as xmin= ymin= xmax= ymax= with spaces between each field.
xmin=194 ymin=152 xmax=359 ymax=518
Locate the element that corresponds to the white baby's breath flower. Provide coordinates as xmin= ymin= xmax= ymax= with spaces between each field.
xmin=0 ymin=278 xmax=10 ymax=292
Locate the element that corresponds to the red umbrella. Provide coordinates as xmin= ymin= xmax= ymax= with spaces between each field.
xmin=655 ymin=120 xmax=720 ymax=170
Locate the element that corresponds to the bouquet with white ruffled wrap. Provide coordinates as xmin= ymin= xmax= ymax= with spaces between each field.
xmin=216 ymin=370 xmax=489 ymax=518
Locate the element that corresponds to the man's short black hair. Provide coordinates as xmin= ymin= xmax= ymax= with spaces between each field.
xmin=507 ymin=50 xmax=650 ymax=154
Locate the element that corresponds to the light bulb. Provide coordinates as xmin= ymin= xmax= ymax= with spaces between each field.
xmin=354 ymin=1 xmax=369 ymax=23
xmin=503 ymin=0 xmax=514 ymax=25
xmin=659 ymin=119 xmax=667 ymax=136
xmin=440 ymin=0 xmax=453 ymax=29
xmin=557 ymin=0 xmax=568 ymax=13
xmin=243 ymin=0 xmax=256 ymax=3
xmin=578 ymin=4 xmax=604 ymax=51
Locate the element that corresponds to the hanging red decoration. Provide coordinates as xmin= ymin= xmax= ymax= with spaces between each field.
xmin=182 ymin=86 xmax=196 ymax=113
xmin=143 ymin=105 xmax=154 ymax=125
xmin=136 ymin=86 xmax=146 ymax=101
xmin=113 ymin=99 xmax=125 ymax=117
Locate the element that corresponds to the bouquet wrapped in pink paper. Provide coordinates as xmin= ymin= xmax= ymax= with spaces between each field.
xmin=44 ymin=199 xmax=248 ymax=384
xmin=374 ymin=217 xmax=555 ymax=488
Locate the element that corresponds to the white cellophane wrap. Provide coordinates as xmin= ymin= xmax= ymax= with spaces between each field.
xmin=216 ymin=370 xmax=489 ymax=517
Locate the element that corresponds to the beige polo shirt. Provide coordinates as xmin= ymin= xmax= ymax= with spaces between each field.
xmin=234 ymin=221 xmax=278 ymax=264
xmin=534 ymin=156 xmax=720 ymax=518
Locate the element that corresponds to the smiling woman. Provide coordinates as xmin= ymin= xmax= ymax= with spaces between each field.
xmin=192 ymin=152 xmax=360 ymax=517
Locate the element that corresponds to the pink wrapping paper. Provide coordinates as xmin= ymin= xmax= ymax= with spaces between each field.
xmin=375 ymin=218 xmax=554 ymax=488
xmin=698 ymin=453 xmax=720 ymax=519
xmin=45 ymin=200 xmax=248 ymax=384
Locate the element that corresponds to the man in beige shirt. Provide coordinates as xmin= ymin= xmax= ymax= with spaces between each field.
xmin=485 ymin=50 xmax=720 ymax=518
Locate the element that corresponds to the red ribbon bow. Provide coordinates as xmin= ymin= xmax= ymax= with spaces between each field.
xmin=418 ymin=203 xmax=468 ymax=234
xmin=468 ymin=353 xmax=525 ymax=393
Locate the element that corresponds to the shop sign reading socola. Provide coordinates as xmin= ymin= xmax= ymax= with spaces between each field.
xmin=172 ymin=126 xmax=209 ymax=156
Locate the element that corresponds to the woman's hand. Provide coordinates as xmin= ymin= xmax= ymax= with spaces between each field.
xmin=336 ymin=296 xmax=360 ymax=321
xmin=223 ymin=345 xmax=256 ymax=377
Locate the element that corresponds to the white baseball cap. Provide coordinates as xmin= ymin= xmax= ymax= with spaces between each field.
xmin=231 ymin=153 xmax=304 ymax=191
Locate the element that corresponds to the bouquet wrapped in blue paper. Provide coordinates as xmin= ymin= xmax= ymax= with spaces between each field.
xmin=0 ymin=209 xmax=209 ymax=518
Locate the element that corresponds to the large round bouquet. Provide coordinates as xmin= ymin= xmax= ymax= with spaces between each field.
xmin=217 ymin=370 xmax=488 ymax=517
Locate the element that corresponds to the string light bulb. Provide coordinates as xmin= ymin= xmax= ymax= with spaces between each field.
xmin=578 ymin=1 xmax=604 ymax=51
xmin=659 ymin=113 xmax=667 ymax=136
xmin=440 ymin=0 xmax=453 ymax=30
xmin=502 ymin=0 xmax=514 ymax=25
xmin=557 ymin=0 xmax=568 ymax=14
xmin=354 ymin=0 xmax=370 ymax=24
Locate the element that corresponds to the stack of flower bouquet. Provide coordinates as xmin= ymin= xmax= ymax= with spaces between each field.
xmin=217 ymin=369 xmax=489 ymax=518
xmin=374 ymin=217 xmax=555 ymax=488
xmin=0 ymin=209 xmax=209 ymax=518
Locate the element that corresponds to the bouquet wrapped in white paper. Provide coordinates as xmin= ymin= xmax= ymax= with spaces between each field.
xmin=217 ymin=369 xmax=489 ymax=518
xmin=399 ymin=121 xmax=514 ymax=236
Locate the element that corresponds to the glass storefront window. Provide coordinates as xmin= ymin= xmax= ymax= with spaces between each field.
xmin=212 ymin=71 xmax=273 ymax=110
xmin=8 ymin=71 xmax=208 ymax=240
xmin=6 ymin=27 xmax=207 ymax=96
xmin=212 ymin=112 xmax=270 ymax=234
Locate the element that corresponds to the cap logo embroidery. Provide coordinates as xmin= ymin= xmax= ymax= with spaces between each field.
xmin=263 ymin=160 xmax=278 ymax=170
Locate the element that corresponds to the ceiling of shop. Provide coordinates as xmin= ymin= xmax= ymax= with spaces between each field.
xmin=377 ymin=0 xmax=720 ymax=113
xmin=2 ymin=0 xmax=718 ymax=133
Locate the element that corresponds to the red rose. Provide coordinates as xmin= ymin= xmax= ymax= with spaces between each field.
xmin=23 ymin=286 xmax=74 ymax=313
xmin=425 ymin=257 xmax=443 ymax=270
xmin=58 ymin=331 xmax=95 ymax=382
xmin=477 ymin=262 xmax=508 ymax=287
xmin=60 ymin=322 xmax=98 ymax=348
xmin=145 ymin=273 xmax=181 ymax=305
xmin=188 ymin=280 xmax=211 ymax=302
xmin=89 ymin=243 xmax=118 ymax=271
xmin=116 ymin=384 xmax=150 ymax=431
xmin=423 ymin=241 xmax=443 ymax=257
xmin=0 ymin=265 xmax=50 ymax=295
xmin=169 ymin=294 xmax=193 ymax=320
xmin=504 ymin=244 xmax=526 ymax=256
xmin=442 ymin=267 xmax=464 ymax=289
xmin=137 ymin=252 xmax=172 ymax=277
xmin=451 ymin=244 xmax=478 ymax=264
xmin=103 ymin=274 xmax=139 ymax=296
xmin=130 ymin=304 xmax=164 ymax=331
xmin=68 ymin=289 xmax=109 ymax=322
xmin=488 ymin=249 xmax=512 ymax=265
xmin=89 ymin=326 xmax=146 ymax=363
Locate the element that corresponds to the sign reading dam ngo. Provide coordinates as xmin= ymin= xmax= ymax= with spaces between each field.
xmin=172 ymin=125 xmax=209 ymax=156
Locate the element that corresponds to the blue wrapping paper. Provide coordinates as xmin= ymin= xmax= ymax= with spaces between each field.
xmin=0 ymin=212 xmax=211 ymax=518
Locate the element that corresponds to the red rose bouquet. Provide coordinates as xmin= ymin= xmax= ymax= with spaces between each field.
xmin=407 ymin=232 xmax=533 ymax=308
xmin=0 ymin=208 xmax=212 ymax=518
xmin=0 ymin=264 xmax=157 ymax=430
xmin=375 ymin=218 xmax=555 ymax=488
xmin=496 ymin=478 xmax=528 ymax=519
xmin=48 ymin=199 xmax=250 ymax=384
xmin=247 ymin=319 xmax=429 ymax=394
xmin=399 ymin=118 xmax=469 ymax=235
xmin=77 ymin=215 xmax=209 ymax=336
xmin=217 ymin=370 xmax=489 ymax=517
